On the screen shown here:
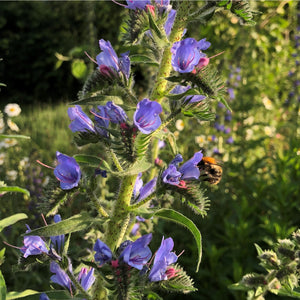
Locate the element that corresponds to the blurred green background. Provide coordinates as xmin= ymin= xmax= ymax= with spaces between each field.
xmin=0 ymin=1 xmax=300 ymax=299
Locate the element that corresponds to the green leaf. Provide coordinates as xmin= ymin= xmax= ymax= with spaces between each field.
xmin=7 ymin=290 xmax=82 ymax=300
xmin=74 ymin=154 xmax=111 ymax=171
xmin=71 ymin=59 xmax=88 ymax=79
xmin=142 ymin=208 xmax=202 ymax=272
xmin=6 ymin=290 xmax=38 ymax=300
xmin=24 ymin=213 xmax=95 ymax=237
xmin=70 ymin=95 xmax=124 ymax=106
xmin=0 ymin=135 xmax=30 ymax=140
xmin=130 ymin=55 xmax=159 ymax=67
xmin=254 ymin=243 xmax=264 ymax=256
xmin=277 ymin=288 xmax=300 ymax=298
xmin=228 ymin=282 xmax=249 ymax=292
xmin=0 ymin=271 xmax=6 ymax=300
xmin=0 ymin=213 xmax=28 ymax=233
xmin=0 ymin=248 xmax=6 ymax=266
xmin=0 ymin=186 xmax=30 ymax=197
xmin=114 ymin=158 xmax=152 ymax=177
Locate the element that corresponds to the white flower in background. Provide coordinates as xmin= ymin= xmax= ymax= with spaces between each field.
xmin=264 ymin=126 xmax=276 ymax=137
xmin=0 ymin=138 xmax=17 ymax=148
xmin=244 ymin=116 xmax=254 ymax=126
xmin=42 ymin=176 xmax=50 ymax=187
xmin=6 ymin=170 xmax=18 ymax=181
xmin=0 ymin=118 xmax=5 ymax=133
xmin=262 ymin=96 xmax=273 ymax=110
xmin=4 ymin=103 xmax=21 ymax=117
xmin=195 ymin=135 xmax=207 ymax=146
xmin=175 ymin=119 xmax=184 ymax=131
xmin=245 ymin=129 xmax=253 ymax=140
xmin=0 ymin=153 xmax=6 ymax=165
xmin=19 ymin=157 xmax=29 ymax=168
xmin=7 ymin=119 xmax=20 ymax=132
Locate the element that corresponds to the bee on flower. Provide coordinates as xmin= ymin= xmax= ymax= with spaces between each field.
xmin=4 ymin=103 xmax=21 ymax=117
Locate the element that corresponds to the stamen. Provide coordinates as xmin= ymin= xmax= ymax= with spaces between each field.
xmin=111 ymin=0 xmax=127 ymax=7
xmin=3 ymin=241 xmax=22 ymax=250
xmin=208 ymin=51 xmax=225 ymax=60
xmin=84 ymin=51 xmax=98 ymax=65
xmin=41 ymin=213 xmax=48 ymax=227
xmin=36 ymin=160 xmax=54 ymax=170
xmin=90 ymin=110 xmax=111 ymax=121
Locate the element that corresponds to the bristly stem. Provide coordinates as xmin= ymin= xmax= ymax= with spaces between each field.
xmin=150 ymin=1 xmax=192 ymax=103
xmin=104 ymin=174 xmax=137 ymax=250
xmin=110 ymin=149 xmax=124 ymax=172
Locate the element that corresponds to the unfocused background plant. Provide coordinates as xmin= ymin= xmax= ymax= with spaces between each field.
xmin=0 ymin=1 xmax=299 ymax=299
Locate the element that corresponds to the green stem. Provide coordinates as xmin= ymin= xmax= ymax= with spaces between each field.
xmin=66 ymin=268 xmax=92 ymax=300
xmin=104 ymin=174 xmax=137 ymax=250
xmin=150 ymin=1 xmax=192 ymax=103
xmin=128 ymin=192 xmax=155 ymax=211
xmin=110 ymin=149 xmax=123 ymax=172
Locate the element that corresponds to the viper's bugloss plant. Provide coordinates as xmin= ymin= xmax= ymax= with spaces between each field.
xmin=6 ymin=1 xmax=267 ymax=300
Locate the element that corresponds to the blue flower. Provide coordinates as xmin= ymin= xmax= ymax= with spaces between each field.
xmin=125 ymin=0 xmax=151 ymax=10
xmin=50 ymin=214 xmax=65 ymax=253
xmin=171 ymin=85 xmax=206 ymax=103
xmin=77 ymin=268 xmax=95 ymax=291
xmin=133 ymin=99 xmax=162 ymax=134
xmin=227 ymin=88 xmax=235 ymax=99
xmin=178 ymin=151 xmax=203 ymax=180
xmin=134 ymin=174 xmax=157 ymax=203
xmin=149 ymin=237 xmax=178 ymax=282
xmin=94 ymin=239 xmax=113 ymax=266
xmin=119 ymin=233 xmax=152 ymax=270
xmin=40 ymin=293 xmax=50 ymax=300
xmin=54 ymin=152 xmax=81 ymax=190
xmin=50 ymin=261 xmax=72 ymax=291
xmin=96 ymin=39 xmax=130 ymax=79
xmin=226 ymin=136 xmax=234 ymax=144
xmin=93 ymin=106 xmax=109 ymax=137
xmin=171 ymin=38 xmax=210 ymax=73
xmin=104 ymin=101 xmax=128 ymax=124
xmin=162 ymin=165 xmax=182 ymax=186
xmin=164 ymin=9 xmax=176 ymax=36
xmin=68 ymin=105 xmax=95 ymax=133
xmin=21 ymin=232 xmax=48 ymax=258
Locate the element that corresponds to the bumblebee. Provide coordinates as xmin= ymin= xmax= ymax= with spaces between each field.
xmin=198 ymin=157 xmax=223 ymax=185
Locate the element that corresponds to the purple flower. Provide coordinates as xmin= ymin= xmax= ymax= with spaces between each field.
xmin=68 ymin=105 xmax=95 ymax=133
xmin=178 ymin=151 xmax=203 ymax=180
xmin=164 ymin=9 xmax=176 ymax=36
xmin=136 ymin=177 xmax=157 ymax=203
xmin=162 ymin=164 xmax=182 ymax=186
xmin=104 ymin=101 xmax=128 ymax=124
xmin=93 ymin=106 xmax=109 ymax=137
xmin=133 ymin=99 xmax=162 ymax=134
xmin=40 ymin=294 xmax=50 ymax=300
xmin=170 ymin=154 xmax=183 ymax=167
xmin=131 ymin=223 xmax=140 ymax=236
xmin=94 ymin=239 xmax=112 ymax=266
xmin=119 ymin=233 xmax=152 ymax=270
xmin=50 ymin=261 xmax=72 ymax=291
xmin=227 ymin=88 xmax=235 ymax=99
xmin=226 ymin=136 xmax=234 ymax=144
xmin=96 ymin=39 xmax=130 ymax=79
xmin=133 ymin=173 xmax=143 ymax=199
xmin=77 ymin=268 xmax=95 ymax=291
xmin=125 ymin=0 xmax=151 ymax=10
xmin=54 ymin=152 xmax=81 ymax=190
xmin=21 ymin=226 xmax=48 ymax=258
xmin=149 ymin=237 xmax=178 ymax=282
xmin=171 ymin=85 xmax=206 ymax=103
xmin=50 ymin=214 xmax=65 ymax=253
xmin=171 ymin=38 xmax=210 ymax=73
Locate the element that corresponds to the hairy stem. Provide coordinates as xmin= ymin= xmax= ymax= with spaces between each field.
xmin=104 ymin=174 xmax=137 ymax=250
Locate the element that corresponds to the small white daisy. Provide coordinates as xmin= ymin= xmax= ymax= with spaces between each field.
xmin=4 ymin=103 xmax=21 ymax=117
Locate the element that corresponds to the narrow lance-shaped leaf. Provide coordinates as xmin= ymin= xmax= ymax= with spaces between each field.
xmin=0 ymin=134 xmax=30 ymax=140
xmin=141 ymin=208 xmax=202 ymax=272
xmin=0 ymin=271 xmax=6 ymax=300
xmin=0 ymin=213 xmax=28 ymax=233
xmin=0 ymin=186 xmax=30 ymax=197
xmin=24 ymin=213 xmax=95 ymax=237
xmin=74 ymin=154 xmax=111 ymax=171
